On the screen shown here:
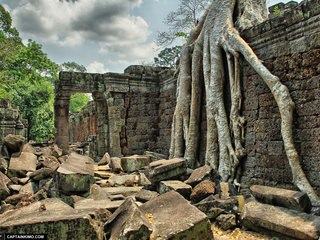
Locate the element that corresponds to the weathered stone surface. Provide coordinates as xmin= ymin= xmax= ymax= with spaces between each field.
xmin=241 ymin=201 xmax=320 ymax=240
xmin=19 ymin=182 xmax=38 ymax=195
xmin=8 ymin=184 xmax=22 ymax=192
xmin=104 ymin=197 xmax=152 ymax=240
xmin=7 ymin=152 xmax=37 ymax=178
xmin=38 ymin=156 xmax=60 ymax=171
xmin=185 ymin=165 xmax=215 ymax=187
xmin=135 ymin=189 xmax=159 ymax=203
xmin=216 ymin=213 xmax=237 ymax=230
xmin=190 ymin=180 xmax=216 ymax=203
xmin=74 ymin=199 xmax=123 ymax=212
xmin=55 ymin=153 xmax=95 ymax=195
xmin=21 ymin=143 xmax=36 ymax=154
xmin=30 ymin=168 xmax=55 ymax=181
xmin=140 ymin=191 xmax=213 ymax=239
xmin=98 ymin=152 xmax=111 ymax=166
xmin=0 ymin=207 xmax=107 ymax=240
xmin=88 ymin=184 xmax=110 ymax=201
xmin=4 ymin=193 xmax=29 ymax=205
xmin=0 ymin=157 xmax=8 ymax=173
xmin=144 ymin=151 xmax=167 ymax=162
xmin=0 ymin=172 xmax=10 ymax=200
xmin=102 ymin=186 xmax=142 ymax=197
xmin=108 ymin=174 xmax=138 ymax=187
xmin=51 ymin=144 xmax=62 ymax=158
xmin=194 ymin=195 xmax=241 ymax=219
xmin=216 ymin=182 xmax=239 ymax=199
xmin=138 ymin=172 xmax=151 ymax=186
xmin=250 ymin=185 xmax=312 ymax=213
xmin=144 ymin=158 xmax=187 ymax=183
xmin=121 ymin=155 xmax=150 ymax=172
xmin=4 ymin=134 xmax=25 ymax=154
xmin=159 ymin=180 xmax=192 ymax=199
xmin=110 ymin=157 xmax=123 ymax=173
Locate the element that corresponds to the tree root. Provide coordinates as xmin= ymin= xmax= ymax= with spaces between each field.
xmin=169 ymin=0 xmax=319 ymax=201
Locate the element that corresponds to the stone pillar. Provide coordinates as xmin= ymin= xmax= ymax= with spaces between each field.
xmin=106 ymin=92 xmax=126 ymax=157
xmin=54 ymin=91 xmax=71 ymax=154
xmin=92 ymin=92 xmax=108 ymax=159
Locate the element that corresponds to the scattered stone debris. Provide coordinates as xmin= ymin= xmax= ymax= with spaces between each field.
xmin=1 ymin=135 xmax=320 ymax=239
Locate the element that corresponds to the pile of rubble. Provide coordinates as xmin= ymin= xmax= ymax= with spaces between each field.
xmin=1 ymin=134 xmax=320 ymax=239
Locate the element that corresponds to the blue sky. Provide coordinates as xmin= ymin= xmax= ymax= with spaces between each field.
xmin=2 ymin=0 xmax=302 ymax=73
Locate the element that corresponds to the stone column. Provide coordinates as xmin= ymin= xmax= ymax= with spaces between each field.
xmin=92 ymin=92 xmax=108 ymax=159
xmin=54 ymin=91 xmax=71 ymax=154
xmin=106 ymin=92 xmax=126 ymax=157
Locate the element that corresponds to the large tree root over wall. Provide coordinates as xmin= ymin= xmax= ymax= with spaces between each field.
xmin=169 ymin=0 xmax=319 ymax=202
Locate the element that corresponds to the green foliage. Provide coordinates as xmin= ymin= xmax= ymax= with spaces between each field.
xmin=60 ymin=61 xmax=87 ymax=73
xmin=273 ymin=6 xmax=280 ymax=15
xmin=154 ymin=46 xmax=182 ymax=68
xmin=0 ymin=4 xmax=59 ymax=142
xmin=175 ymin=32 xmax=189 ymax=41
xmin=69 ymin=93 xmax=90 ymax=112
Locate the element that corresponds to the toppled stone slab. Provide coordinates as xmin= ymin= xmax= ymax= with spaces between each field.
xmin=0 ymin=157 xmax=8 ymax=173
xmin=216 ymin=182 xmax=239 ymax=199
xmin=185 ymin=165 xmax=214 ymax=187
xmin=144 ymin=158 xmax=187 ymax=184
xmin=19 ymin=182 xmax=38 ymax=195
xmin=216 ymin=213 xmax=237 ymax=230
xmin=0 ymin=172 xmax=10 ymax=200
xmin=135 ymin=189 xmax=159 ymax=203
xmin=241 ymin=200 xmax=320 ymax=240
xmin=190 ymin=180 xmax=216 ymax=203
xmin=0 ymin=208 xmax=108 ymax=240
xmin=30 ymin=167 xmax=55 ymax=181
xmin=108 ymin=174 xmax=138 ymax=186
xmin=98 ymin=152 xmax=111 ymax=166
xmin=159 ymin=180 xmax=192 ymax=199
xmin=8 ymin=152 xmax=37 ymax=178
xmin=55 ymin=153 xmax=95 ymax=195
xmin=138 ymin=172 xmax=151 ymax=186
xmin=144 ymin=151 xmax=166 ymax=162
xmin=110 ymin=157 xmax=123 ymax=173
xmin=102 ymin=186 xmax=143 ymax=197
xmin=74 ymin=199 xmax=124 ymax=212
xmin=4 ymin=134 xmax=25 ymax=154
xmin=250 ymin=185 xmax=312 ymax=213
xmin=88 ymin=184 xmax=110 ymax=201
xmin=140 ymin=191 xmax=213 ymax=240
xmin=104 ymin=198 xmax=152 ymax=240
xmin=121 ymin=155 xmax=150 ymax=173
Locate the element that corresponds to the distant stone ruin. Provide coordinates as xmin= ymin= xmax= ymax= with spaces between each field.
xmin=56 ymin=0 xmax=320 ymax=194
xmin=0 ymin=99 xmax=27 ymax=145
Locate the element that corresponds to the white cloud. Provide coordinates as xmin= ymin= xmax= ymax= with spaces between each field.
xmin=86 ymin=61 xmax=109 ymax=73
xmin=7 ymin=0 xmax=154 ymax=58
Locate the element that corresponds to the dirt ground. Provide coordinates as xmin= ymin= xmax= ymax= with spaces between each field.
xmin=212 ymin=224 xmax=281 ymax=240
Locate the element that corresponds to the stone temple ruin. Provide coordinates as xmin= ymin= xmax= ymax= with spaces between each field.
xmin=1 ymin=1 xmax=320 ymax=239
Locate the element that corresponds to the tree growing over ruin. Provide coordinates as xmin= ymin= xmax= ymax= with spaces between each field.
xmin=169 ymin=0 xmax=320 ymax=202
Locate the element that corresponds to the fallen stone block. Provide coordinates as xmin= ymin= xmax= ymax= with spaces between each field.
xmin=138 ymin=172 xmax=151 ymax=186
xmin=30 ymin=167 xmax=55 ymax=181
xmin=144 ymin=158 xmax=187 ymax=184
xmin=108 ymin=174 xmax=138 ymax=187
xmin=121 ymin=155 xmax=150 ymax=173
xmin=19 ymin=182 xmax=38 ymax=195
xmin=250 ymin=185 xmax=312 ymax=213
xmin=102 ymin=186 xmax=142 ymax=197
xmin=4 ymin=134 xmax=25 ymax=154
xmin=135 ymin=189 xmax=159 ymax=203
xmin=0 ymin=207 xmax=109 ymax=240
xmin=0 ymin=157 xmax=8 ymax=173
xmin=194 ymin=195 xmax=243 ymax=219
xmin=144 ymin=151 xmax=167 ymax=162
xmin=159 ymin=180 xmax=192 ymax=199
xmin=185 ymin=165 xmax=215 ymax=187
xmin=74 ymin=199 xmax=124 ymax=212
xmin=8 ymin=184 xmax=22 ymax=192
xmin=140 ymin=191 xmax=213 ymax=239
xmin=0 ymin=172 xmax=10 ymax=200
xmin=241 ymin=200 xmax=320 ymax=240
xmin=216 ymin=182 xmax=239 ymax=199
xmin=88 ymin=184 xmax=111 ymax=200
xmin=104 ymin=198 xmax=152 ymax=240
xmin=190 ymin=180 xmax=216 ymax=203
xmin=216 ymin=213 xmax=238 ymax=230
xmin=55 ymin=153 xmax=95 ymax=195
xmin=110 ymin=157 xmax=123 ymax=173
xmin=98 ymin=152 xmax=111 ymax=166
xmin=7 ymin=152 xmax=37 ymax=178
xmin=21 ymin=143 xmax=36 ymax=154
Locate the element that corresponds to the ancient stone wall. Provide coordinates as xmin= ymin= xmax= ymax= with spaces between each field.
xmin=239 ymin=0 xmax=320 ymax=193
xmin=65 ymin=0 xmax=320 ymax=192
xmin=0 ymin=98 xmax=27 ymax=145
